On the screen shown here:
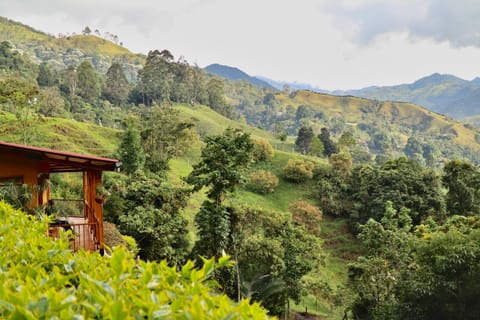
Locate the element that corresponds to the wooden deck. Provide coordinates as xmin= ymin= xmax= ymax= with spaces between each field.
xmin=48 ymin=217 xmax=97 ymax=251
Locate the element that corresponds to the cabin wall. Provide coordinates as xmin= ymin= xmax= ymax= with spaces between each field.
xmin=0 ymin=158 xmax=39 ymax=185
xmin=0 ymin=158 xmax=44 ymax=208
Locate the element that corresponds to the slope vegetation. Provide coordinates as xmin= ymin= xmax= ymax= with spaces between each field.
xmin=276 ymin=89 xmax=480 ymax=153
xmin=334 ymin=73 xmax=480 ymax=119
xmin=0 ymin=111 xmax=121 ymax=157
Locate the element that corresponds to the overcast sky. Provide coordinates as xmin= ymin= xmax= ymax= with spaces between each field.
xmin=2 ymin=0 xmax=480 ymax=90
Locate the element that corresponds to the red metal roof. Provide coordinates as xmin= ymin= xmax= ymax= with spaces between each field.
xmin=0 ymin=141 xmax=120 ymax=172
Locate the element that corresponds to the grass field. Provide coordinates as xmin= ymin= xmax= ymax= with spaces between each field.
xmin=0 ymin=111 xmax=121 ymax=156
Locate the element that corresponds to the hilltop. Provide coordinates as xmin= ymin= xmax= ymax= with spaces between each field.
xmin=0 ymin=16 xmax=144 ymax=81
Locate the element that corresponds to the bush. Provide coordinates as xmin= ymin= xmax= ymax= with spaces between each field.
xmin=247 ymin=170 xmax=279 ymax=194
xmin=289 ymin=200 xmax=322 ymax=235
xmin=104 ymin=221 xmax=128 ymax=248
xmin=0 ymin=201 xmax=269 ymax=319
xmin=283 ymin=159 xmax=315 ymax=183
xmin=252 ymin=138 xmax=274 ymax=161
xmin=103 ymin=222 xmax=140 ymax=256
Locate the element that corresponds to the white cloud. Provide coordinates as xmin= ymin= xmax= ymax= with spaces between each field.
xmin=327 ymin=0 xmax=480 ymax=47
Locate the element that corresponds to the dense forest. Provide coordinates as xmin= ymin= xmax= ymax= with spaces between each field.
xmin=2 ymin=17 xmax=480 ymax=319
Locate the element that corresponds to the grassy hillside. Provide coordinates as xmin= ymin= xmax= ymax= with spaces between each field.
xmin=0 ymin=17 xmax=49 ymax=43
xmin=168 ymin=108 xmax=356 ymax=318
xmin=44 ymin=35 xmax=140 ymax=59
xmin=0 ymin=111 xmax=121 ymax=156
xmin=175 ymin=103 xmax=298 ymax=152
xmin=274 ymin=90 xmax=480 ymax=152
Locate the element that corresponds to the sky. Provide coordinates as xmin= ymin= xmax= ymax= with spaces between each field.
xmin=2 ymin=0 xmax=480 ymax=90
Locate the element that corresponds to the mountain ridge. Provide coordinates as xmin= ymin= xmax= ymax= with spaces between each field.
xmin=204 ymin=63 xmax=274 ymax=89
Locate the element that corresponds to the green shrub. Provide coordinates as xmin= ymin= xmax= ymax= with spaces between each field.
xmin=0 ymin=201 xmax=269 ymax=319
xmin=252 ymin=137 xmax=274 ymax=161
xmin=247 ymin=170 xmax=279 ymax=194
xmin=289 ymin=200 xmax=322 ymax=235
xmin=283 ymin=159 xmax=315 ymax=183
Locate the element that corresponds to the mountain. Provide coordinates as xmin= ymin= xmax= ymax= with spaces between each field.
xmin=258 ymin=72 xmax=480 ymax=120
xmin=204 ymin=64 xmax=275 ymax=89
xmin=330 ymin=73 xmax=480 ymax=119
xmin=256 ymin=75 xmax=324 ymax=92
xmin=0 ymin=16 xmax=144 ymax=81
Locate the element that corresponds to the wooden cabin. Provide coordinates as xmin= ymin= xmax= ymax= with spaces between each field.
xmin=0 ymin=141 xmax=120 ymax=254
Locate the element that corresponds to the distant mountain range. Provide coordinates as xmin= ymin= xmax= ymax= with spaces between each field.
xmin=332 ymin=73 xmax=480 ymax=119
xmin=206 ymin=62 xmax=480 ymax=120
xmin=270 ymin=73 xmax=480 ymax=120
xmin=204 ymin=64 xmax=274 ymax=89
xmin=255 ymin=76 xmax=324 ymax=92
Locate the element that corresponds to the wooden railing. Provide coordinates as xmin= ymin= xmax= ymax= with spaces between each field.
xmin=48 ymin=221 xmax=98 ymax=251
xmin=47 ymin=200 xmax=102 ymax=252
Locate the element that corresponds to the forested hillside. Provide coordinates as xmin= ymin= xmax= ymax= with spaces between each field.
xmin=227 ymin=82 xmax=480 ymax=165
xmin=2 ymin=16 xmax=480 ymax=319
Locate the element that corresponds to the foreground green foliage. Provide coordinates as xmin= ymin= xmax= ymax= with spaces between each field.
xmin=0 ymin=201 xmax=269 ymax=319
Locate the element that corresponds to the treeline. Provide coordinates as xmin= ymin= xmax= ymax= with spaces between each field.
xmin=0 ymin=41 xmax=233 ymax=133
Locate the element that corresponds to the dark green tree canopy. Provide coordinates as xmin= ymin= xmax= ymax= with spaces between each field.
xmin=295 ymin=105 xmax=314 ymax=121
xmin=186 ymin=128 xmax=254 ymax=202
xmin=103 ymin=62 xmax=130 ymax=105
xmin=318 ymin=127 xmax=338 ymax=156
xmin=442 ymin=160 xmax=480 ymax=216
xmin=36 ymin=62 xmax=56 ymax=87
xmin=141 ymin=105 xmax=195 ymax=175
xmin=117 ymin=119 xmax=145 ymax=175
xmin=107 ymin=172 xmax=190 ymax=265
xmin=350 ymin=157 xmax=445 ymax=226
xmin=0 ymin=41 xmax=35 ymax=77
xmin=295 ymin=126 xmax=314 ymax=154
xmin=206 ymin=78 xmax=231 ymax=118
xmin=77 ymin=61 xmax=101 ymax=102
xmin=136 ymin=49 xmax=175 ymax=105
